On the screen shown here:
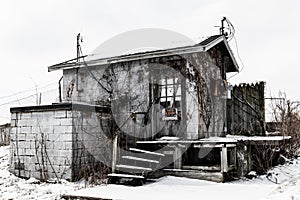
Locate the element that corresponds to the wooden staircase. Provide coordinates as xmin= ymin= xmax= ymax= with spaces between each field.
xmin=108 ymin=147 xmax=165 ymax=186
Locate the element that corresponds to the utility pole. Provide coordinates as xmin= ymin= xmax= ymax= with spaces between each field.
xmin=77 ymin=33 xmax=81 ymax=62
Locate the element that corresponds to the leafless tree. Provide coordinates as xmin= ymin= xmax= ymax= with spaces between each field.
xmin=269 ymin=92 xmax=300 ymax=158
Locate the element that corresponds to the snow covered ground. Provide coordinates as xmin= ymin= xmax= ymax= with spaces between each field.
xmin=0 ymin=145 xmax=299 ymax=200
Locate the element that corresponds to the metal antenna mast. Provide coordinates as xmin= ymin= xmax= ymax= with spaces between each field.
xmin=76 ymin=33 xmax=81 ymax=62
xmin=220 ymin=17 xmax=227 ymax=36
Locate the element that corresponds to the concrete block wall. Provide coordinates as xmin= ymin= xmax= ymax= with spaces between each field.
xmin=10 ymin=103 xmax=112 ymax=181
xmin=10 ymin=108 xmax=73 ymax=180
xmin=71 ymin=109 xmax=112 ymax=180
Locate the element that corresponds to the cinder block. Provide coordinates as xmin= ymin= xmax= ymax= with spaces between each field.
xmin=17 ymin=133 xmax=26 ymax=141
xmin=11 ymin=113 xmax=17 ymax=120
xmin=54 ymin=110 xmax=67 ymax=119
xmin=10 ymin=127 xmax=17 ymax=135
xmin=64 ymin=141 xmax=73 ymax=150
xmin=52 ymin=156 xmax=69 ymax=166
xmin=20 ymin=126 xmax=32 ymax=134
xmin=21 ymin=112 xmax=32 ymax=119
xmin=29 ymin=140 xmax=38 ymax=149
xmin=32 ymin=171 xmax=41 ymax=180
xmin=53 ymin=141 xmax=65 ymax=150
xmin=53 ymin=118 xmax=73 ymax=126
xmin=44 ymin=142 xmax=54 ymax=150
xmin=60 ymin=149 xmax=73 ymax=157
xmin=11 ymin=119 xmax=17 ymax=127
xmin=40 ymin=132 xmax=50 ymax=140
xmin=28 ymin=170 xmax=34 ymax=178
xmin=39 ymin=126 xmax=52 ymax=134
xmin=47 ymin=133 xmax=60 ymax=141
xmin=42 ymin=111 xmax=55 ymax=119
xmin=31 ymin=112 xmax=41 ymax=119
xmin=24 ymin=154 xmax=37 ymax=164
xmin=59 ymin=133 xmax=73 ymax=142
xmin=62 ymin=169 xmax=72 ymax=180
xmin=66 ymin=111 xmax=73 ymax=118
xmin=23 ymin=156 xmax=32 ymax=166
xmin=27 ymin=164 xmax=36 ymax=173
xmin=18 ymin=141 xmax=31 ymax=149
xmin=25 ymin=135 xmax=36 ymax=143
xmin=31 ymin=125 xmax=49 ymax=134
xmin=17 ymin=148 xmax=25 ymax=155
xmin=53 ymin=125 xmax=73 ymax=134
xmin=55 ymin=141 xmax=69 ymax=150
xmin=18 ymin=119 xmax=33 ymax=127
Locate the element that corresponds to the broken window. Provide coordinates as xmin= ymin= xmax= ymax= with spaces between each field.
xmin=159 ymin=74 xmax=181 ymax=121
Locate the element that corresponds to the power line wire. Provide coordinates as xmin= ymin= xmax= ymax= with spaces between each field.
xmin=0 ymin=88 xmax=57 ymax=107
xmin=0 ymin=80 xmax=57 ymax=100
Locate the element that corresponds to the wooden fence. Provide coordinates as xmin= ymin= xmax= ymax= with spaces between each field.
xmin=227 ymin=82 xmax=265 ymax=136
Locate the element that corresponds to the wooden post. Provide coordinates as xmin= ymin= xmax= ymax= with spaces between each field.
xmin=112 ymin=135 xmax=118 ymax=173
xmin=247 ymin=145 xmax=252 ymax=172
xmin=173 ymin=146 xmax=182 ymax=169
xmin=220 ymin=145 xmax=228 ymax=173
xmin=180 ymin=64 xmax=187 ymax=139
xmin=233 ymin=146 xmax=237 ymax=168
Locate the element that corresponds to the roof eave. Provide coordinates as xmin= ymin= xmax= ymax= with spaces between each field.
xmin=48 ymin=45 xmax=206 ymax=71
xmin=48 ymin=35 xmax=239 ymax=73
xmin=201 ymin=35 xmax=224 ymax=51
xmin=222 ymin=37 xmax=240 ymax=72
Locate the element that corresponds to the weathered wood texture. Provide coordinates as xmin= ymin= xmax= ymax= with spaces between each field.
xmin=227 ymin=82 xmax=265 ymax=136
xmin=61 ymin=194 xmax=112 ymax=200
xmin=0 ymin=123 xmax=10 ymax=146
xmin=156 ymin=169 xmax=224 ymax=182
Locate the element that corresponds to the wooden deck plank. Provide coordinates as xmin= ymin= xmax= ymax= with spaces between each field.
xmin=129 ymin=148 xmax=165 ymax=156
xmin=116 ymin=164 xmax=152 ymax=171
xmin=122 ymin=156 xmax=159 ymax=163
xmin=108 ymin=173 xmax=145 ymax=179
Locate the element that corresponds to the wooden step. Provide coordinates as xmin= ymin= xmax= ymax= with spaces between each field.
xmin=122 ymin=156 xmax=159 ymax=164
xmin=108 ymin=173 xmax=145 ymax=179
xmin=116 ymin=164 xmax=152 ymax=171
xmin=129 ymin=148 xmax=165 ymax=157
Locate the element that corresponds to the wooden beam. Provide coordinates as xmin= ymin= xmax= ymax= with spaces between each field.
xmin=182 ymin=165 xmax=221 ymax=171
xmin=61 ymin=194 xmax=111 ymax=200
xmin=193 ymin=143 xmax=236 ymax=148
xmin=173 ymin=146 xmax=182 ymax=169
xmin=220 ymin=145 xmax=228 ymax=173
xmin=162 ymin=169 xmax=224 ymax=182
xmin=247 ymin=145 xmax=252 ymax=172
xmin=233 ymin=146 xmax=237 ymax=167
xmin=111 ymin=135 xmax=118 ymax=173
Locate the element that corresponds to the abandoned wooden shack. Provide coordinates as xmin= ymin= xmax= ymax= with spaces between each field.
xmin=9 ymin=34 xmax=290 ymax=183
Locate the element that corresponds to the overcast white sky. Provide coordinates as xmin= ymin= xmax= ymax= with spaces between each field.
xmin=0 ymin=0 xmax=299 ymax=123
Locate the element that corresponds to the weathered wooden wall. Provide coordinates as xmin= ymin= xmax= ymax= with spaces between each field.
xmin=227 ymin=82 xmax=265 ymax=136
xmin=63 ymin=50 xmax=225 ymax=141
xmin=0 ymin=123 xmax=10 ymax=146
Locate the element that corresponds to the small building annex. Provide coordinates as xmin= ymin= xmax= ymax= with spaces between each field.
xmin=9 ymin=30 xmax=289 ymax=183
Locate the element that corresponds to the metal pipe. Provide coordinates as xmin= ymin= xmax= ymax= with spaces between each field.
xmin=58 ymin=76 xmax=63 ymax=103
